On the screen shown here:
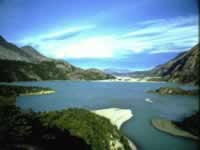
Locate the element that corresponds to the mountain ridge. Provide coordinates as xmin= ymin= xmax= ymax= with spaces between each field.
xmin=130 ymin=44 xmax=199 ymax=84
xmin=21 ymin=46 xmax=51 ymax=62
xmin=0 ymin=35 xmax=115 ymax=82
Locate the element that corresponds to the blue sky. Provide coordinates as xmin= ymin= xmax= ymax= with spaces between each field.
xmin=0 ymin=0 xmax=198 ymax=71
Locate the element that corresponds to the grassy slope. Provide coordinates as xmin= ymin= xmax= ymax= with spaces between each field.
xmin=0 ymin=60 xmax=115 ymax=82
xmin=40 ymin=109 xmax=131 ymax=150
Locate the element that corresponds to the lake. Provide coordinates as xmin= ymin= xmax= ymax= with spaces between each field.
xmin=12 ymin=80 xmax=198 ymax=150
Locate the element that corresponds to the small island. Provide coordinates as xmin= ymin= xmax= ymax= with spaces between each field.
xmin=147 ymin=87 xmax=198 ymax=96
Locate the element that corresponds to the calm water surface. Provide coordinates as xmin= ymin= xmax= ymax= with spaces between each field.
xmin=11 ymin=81 xmax=198 ymax=150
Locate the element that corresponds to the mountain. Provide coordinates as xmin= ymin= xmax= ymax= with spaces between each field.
xmin=21 ymin=46 xmax=51 ymax=62
xmin=0 ymin=36 xmax=50 ymax=62
xmin=70 ymin=68 xmax=114 ymax=80
xmin=103 ymin=68 xmax=132 ymax=76
xmin=0 ymin=35 xmax=115 ymax=82
xmin=130 ymin=44 xmax=200 ymax=84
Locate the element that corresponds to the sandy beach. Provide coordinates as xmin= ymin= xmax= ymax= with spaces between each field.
xmin=92 ymin=108 xmax=137 ymax=150
xmin=93 ymin=108 xmax=133 ymax=129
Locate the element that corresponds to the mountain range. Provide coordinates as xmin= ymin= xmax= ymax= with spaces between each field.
xmin=130 ymin=44 xmax=199 ymax=84
xmin=0 ymin=35 xmax=199 ymax=84
xmin=103 ymin=68 xmax=132 ymax=76
xmin=0 ymin=35 xmax=115 ymax=82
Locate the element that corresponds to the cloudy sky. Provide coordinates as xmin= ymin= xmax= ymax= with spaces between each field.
xmin=0 ymin=0 xmax=198 ymax=71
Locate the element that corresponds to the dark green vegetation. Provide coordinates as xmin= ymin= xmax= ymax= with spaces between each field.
xmin=130 ymin=44 xmax=200 ymax=84
xmin=0 ymin=100 xmax=131 ymax=150
xmin=175 ymin=112 xmax=200 ymax=138
xmin=0 ymin=60 xmax=114 ymax=82
xmin=148 ymin=87 xmax=198 ymax=96
xmin=0 ymin=85 xmax=131 ymax=150
xmin=0 ymin=35 xmax=115 ymax=82
xmin=0 ymin=84 xmax=55 ymax=96
xmin=40 ymin=109 xmax=131 ymax=150
xmin=0 ymin=59 xmax=75 ymax=81
xmin=0 ymin=97 xmax=92 ymax=150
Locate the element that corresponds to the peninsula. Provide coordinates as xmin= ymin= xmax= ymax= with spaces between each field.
xmin=152 ymin=118 xmax=199 ymax=140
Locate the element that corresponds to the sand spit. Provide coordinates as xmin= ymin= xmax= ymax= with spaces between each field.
xmin=93 ymin=108 xmax=133 ymax=129
xmin=92 ymin=108 xmax=137 ymax=150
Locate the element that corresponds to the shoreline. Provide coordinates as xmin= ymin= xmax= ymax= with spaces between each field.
xmin=151 ymin=118 xmax=199 ymax=140
xmin=0 ymin=84 xmax=55 ymax=97
xmin=20 ymin=90 xmax=55 ymax=96
xmin=93 ymin=108 xmax=133 ymax=129
xmin=92 ymin=108 xmax=137 ymax=150
xmin=92 ymin=76 xmax=166 ymax=83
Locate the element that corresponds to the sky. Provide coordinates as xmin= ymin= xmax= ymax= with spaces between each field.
xmin=0 ymin=0 xmax=198 ymax=71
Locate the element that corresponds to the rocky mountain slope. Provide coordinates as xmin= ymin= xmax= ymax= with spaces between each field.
xmin=0 ymin=35 xmax=114 ymax=82
xmin=103 ymin=68 xmax=132 ymax=76
xmin=130 ymin=44 xmax=199 ymax=84
xmin=0 ymin=36 xmax=49 ymax=62
xmin=21 ymin=46 xmax=51 ymax=62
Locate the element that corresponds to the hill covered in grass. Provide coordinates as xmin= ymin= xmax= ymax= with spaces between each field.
xmin=0 ymin=35 xmax=115 ymax=82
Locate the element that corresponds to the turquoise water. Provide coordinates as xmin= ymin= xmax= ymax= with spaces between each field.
xmin=13 ymin=81 xmax=198 ymax=150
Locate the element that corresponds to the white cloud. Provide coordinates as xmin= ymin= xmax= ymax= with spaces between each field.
xmin=18 ymin=16 xmax=198 ymax=58
xmin=63 ymin=36 xmax=116 ymax=58
xmin=120 ymin=16 xmax=198 ymax=54
xmin=19 ymin=24 xmax=95 ymax=44
xmin=31 ymin=36 xmax=117 ymax=59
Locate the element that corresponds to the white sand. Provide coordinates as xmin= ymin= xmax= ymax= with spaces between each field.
xmin=93 ymin=108 xmax=133 ymax=129
xmin=92 ymin=108 xmax=137 ymax=150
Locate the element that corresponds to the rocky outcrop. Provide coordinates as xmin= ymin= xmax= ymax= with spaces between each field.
xmin=0 ymin=36 xmax=35 ymax=62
